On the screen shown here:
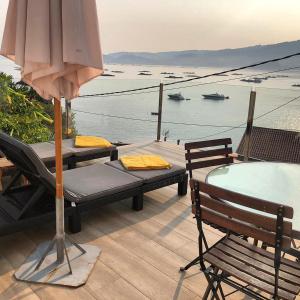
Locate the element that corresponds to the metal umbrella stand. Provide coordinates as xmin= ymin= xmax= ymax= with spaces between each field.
xmin=1 ymin=0 xmax=103 ymax=286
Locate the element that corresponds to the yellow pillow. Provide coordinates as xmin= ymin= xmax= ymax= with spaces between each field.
xmin=120 ymin=155 xmax=171 ymax=170
xmin=75 ymin=136 xmax=112 ymax=148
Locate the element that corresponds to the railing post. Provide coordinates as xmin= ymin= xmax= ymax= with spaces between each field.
xmin=156 ymin=83 xmax=164 ymax=142
xmin=65 ymin=99 xmax=72 ymax=138
xmin=244 ymin=89 xmax=256 ymax=161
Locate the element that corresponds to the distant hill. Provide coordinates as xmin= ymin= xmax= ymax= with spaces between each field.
xmin=104 ymin=40 xmax=300 ymax=69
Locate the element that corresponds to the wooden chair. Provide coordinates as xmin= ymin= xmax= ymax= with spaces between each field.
xmin=184 ymin=138 xmax=233 ymax=179
xmin=186 ymin=179 xmax=300 ymax=300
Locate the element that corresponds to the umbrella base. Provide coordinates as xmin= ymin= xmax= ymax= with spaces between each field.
xmin=14 ymin=237 xmax=101 ymax=287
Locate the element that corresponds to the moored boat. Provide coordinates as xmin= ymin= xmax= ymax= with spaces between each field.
xmin=240 ymin=78 xmax=262 ymax=83
xmin=168 ymin=93 xmax=185 ymax=100
xmin=101 ymin=73 xmax=115 ymax=77
xmin=202 ymin=93 xmax=229 ymax=100
xmin=138 ymin=72 xmax=152 ymax=76
xmin=165 ymin=75 xmax=183 ymax=79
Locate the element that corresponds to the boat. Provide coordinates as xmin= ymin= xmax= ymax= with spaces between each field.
xmin=101 ymin=73 xmax=115 ymax=77
xmin=240 ymin=78 xmax=262 ymax=83
xmin=161 ymin=72 xmax=174 ymax=75
xmin=186 ymin=74 xmax=199 ymax=78
xmin=111 ymin=70 xmax=124 ymax=73
xmin=202 ymin=93 xmax=229 ymax=100
xmin=151 ymin=112 xmax=159 ymax=116
xmin=292 ymin=84 xmax=300 ymax=87
xmin=165 ymin=75 xmax=183 ymax=79
xmin=183 ymin=72 xmax=195 ymax=74
xmin=138 ymin=72 xmax=152 ymax=76
xmin=168 ymin=93 xmax=185 ymax=100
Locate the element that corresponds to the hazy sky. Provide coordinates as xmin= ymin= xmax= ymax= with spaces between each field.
xmin=0 ymin=0 xmax=299 ymax=53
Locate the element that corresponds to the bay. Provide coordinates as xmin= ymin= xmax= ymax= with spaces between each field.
xmin=1 ymin=58 xmax=300 ymax=149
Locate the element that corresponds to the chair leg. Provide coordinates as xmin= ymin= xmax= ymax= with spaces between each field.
xmin=180 ymin=256 xmax=200 ymax=272
xmin=178 ymin=174 xmax=188 ymax=196
xmin=204 ymin=267 xmax=221 ymax=300
xmin=67 ymin=158 xmax=76 ymax=170
xmin=68 ymin=204 xmax=81 ymax=233
xmin=132 ymin=194 xmax=143 ymax=211
xmin=110 ymin=150 xmax=118 ymax=161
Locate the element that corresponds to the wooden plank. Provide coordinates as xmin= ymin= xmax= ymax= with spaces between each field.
xmin=204 ymin=253 xmax=295 ymax=300
xmin=186 ymin=157 xmax=233 ymax=171
xmin=0 ymin=255 xmax=40 ymax=300
xmin=199 ymin=193 xmax=292 ymax=236
xmin=229 ymin=235 xmax=300 ymax=273
xmin=90 ymin=277 xmax=149 ymax=300
xmin=215 ymin=243 xmax=300 ymax=289
xmin=209 ymin=246 xmax=299 ymax=295
xmin=201 ymin=207 xmax=291 ymax=248
xmin=191 ymin=180 xmax=294 ymax=218
xmin=185 ymin=138 xmax=232 ymax=150
xmin=185 ymin=147 xmax=232 ymax=160
xmin=91 ymin=235 xmax=197 ymax=299
xmin=0 ymin=141 xmax=297 ymax=300
xmin=222 ymin=239 xmax=300 ymax=281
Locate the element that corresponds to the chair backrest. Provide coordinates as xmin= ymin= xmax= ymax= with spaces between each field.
xmin=0 ymin=131 xmax=56 ymax=192
xmin=190 ymin=179 xmax=293 ymax=249
xmin=236 ymin=126 xmax=300 ymax=163
xmin=185 ymin=138 xmax=233 ymax=178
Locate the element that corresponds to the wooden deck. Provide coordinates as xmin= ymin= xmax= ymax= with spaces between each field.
xmin=0 ymin=141 xmax=279 ymax=299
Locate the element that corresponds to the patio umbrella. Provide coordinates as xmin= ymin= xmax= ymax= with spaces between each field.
xmin=1 ymin=0 xmax=103 ymax=286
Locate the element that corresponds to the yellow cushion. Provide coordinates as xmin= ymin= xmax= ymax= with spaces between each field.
xmin=75 ymin=136 xmax=112 ymax=148
xmin=120 ymin=155 xmax=171 ymax=170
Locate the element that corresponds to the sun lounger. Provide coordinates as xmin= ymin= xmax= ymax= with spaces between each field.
xmin=105 ymin=160 xmax=188 ymax=210
xmin=0 ymin=132 xmax=187 ymax=236
xmin=53 ymin=139 xmax=118 ymax=167
xmin=30 ymin=139 xmax=118 ymax=168
xmin=29 ymin=141 xmax=74 ymax=168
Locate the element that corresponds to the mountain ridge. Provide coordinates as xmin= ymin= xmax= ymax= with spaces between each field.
xmin=104 ymin=40 xmax=300 ymax=69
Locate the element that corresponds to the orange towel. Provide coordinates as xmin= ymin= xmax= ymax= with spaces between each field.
xmin=75 ymin=136 xmax=112 ymax=148
xmin=120 ymin=155 xmax=171 ymax=170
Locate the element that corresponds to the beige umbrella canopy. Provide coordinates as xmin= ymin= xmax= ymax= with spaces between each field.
xmin=1 ymin=0 xmax=103 ymax=284
xmin=1 ymin=0 xmax=103 ymax=100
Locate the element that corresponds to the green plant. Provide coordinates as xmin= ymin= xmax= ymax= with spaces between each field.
xmin=0 ymin=72 xmax=55 ymax=144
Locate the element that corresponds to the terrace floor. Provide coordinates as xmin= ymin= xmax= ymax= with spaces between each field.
xmin=0 ymin=141 xmax=291 ymax=300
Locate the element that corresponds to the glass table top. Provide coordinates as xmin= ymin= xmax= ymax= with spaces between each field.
xmin=206 ymin=162 xmax=300 ymax=231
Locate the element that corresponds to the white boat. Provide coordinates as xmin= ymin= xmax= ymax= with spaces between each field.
xmin=168 ymin=93 xmax=185 ymax=100
xmin=240 ymin=78 xmax=262 ymax=83
xmin=202 ymin=93 xmax=229 ymax=100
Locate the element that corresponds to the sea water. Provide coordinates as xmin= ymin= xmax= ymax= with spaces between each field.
xmin=1 ymin=59 xmax=300 ymax=149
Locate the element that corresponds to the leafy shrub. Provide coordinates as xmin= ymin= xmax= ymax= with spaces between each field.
xmin=0 ymin=72 xmax=54 ymax=143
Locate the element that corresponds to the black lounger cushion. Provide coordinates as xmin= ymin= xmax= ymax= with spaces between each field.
xmin=51 ymin=139 xmax=116 ymax=158
xmin=62 ymin=164 xmax=143 ymax=203
xmin=30 ymin=142 xmax=73 ymax=163
xmin=105 ymin=160 xmax=186 ymax=184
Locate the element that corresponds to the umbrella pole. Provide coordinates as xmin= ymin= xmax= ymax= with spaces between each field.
xmin=31 ymin=97 xmax=86 ymax=273
xmin=54 ymin=97 xmax=65 ymax=264
xmin=14 ymin=100 xmax=99 ymax=287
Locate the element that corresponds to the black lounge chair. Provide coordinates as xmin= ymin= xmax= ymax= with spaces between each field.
xmin=0 ymin=132 xmax=187 ymax=236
